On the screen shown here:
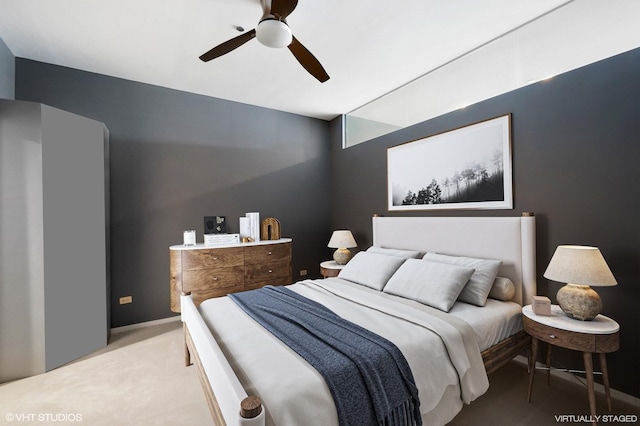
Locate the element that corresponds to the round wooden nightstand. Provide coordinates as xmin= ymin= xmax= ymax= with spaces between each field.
xmin=522 ymin=305 xmax=619 ymax=425
xmin=320 ymin=260 xmax=344 ymax=278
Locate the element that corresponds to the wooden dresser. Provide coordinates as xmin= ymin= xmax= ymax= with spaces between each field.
xmin=170 ymin=238 xmax=292 ymax=312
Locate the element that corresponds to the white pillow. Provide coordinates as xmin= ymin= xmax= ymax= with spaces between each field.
xmin=366 ymin=246 xmax=422 ymax=259
xmin=337 ymin=251 xmax=406 ymax=291
xmin=488 ymin=277 xmax=516 ymax=302
xmin=422 ymin=253 xmax=502 ymax=307
xmin=383 ymin=259 xmax=475 ymax=312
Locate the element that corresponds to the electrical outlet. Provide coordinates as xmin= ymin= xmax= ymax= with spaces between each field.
xmin=119 ymin=296 xmax=133 ymax=305
xmin=300 ymin=269 xmax=308 ymax=276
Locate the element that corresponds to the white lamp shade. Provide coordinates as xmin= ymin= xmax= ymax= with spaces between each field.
xmin=256 ymin=19 xmax=292 ymax=48
xmin=327 ymin=230 xmax=357 ymax=249
xmin=543 ymin=245 xmax=617 ymax=287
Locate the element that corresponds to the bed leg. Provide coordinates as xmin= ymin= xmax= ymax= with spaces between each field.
xmin=184 ymin=322 xmax=191 ymax=367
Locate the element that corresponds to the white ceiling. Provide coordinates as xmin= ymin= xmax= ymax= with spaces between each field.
xmin=0 ymin=0 xmax=638 ymax=121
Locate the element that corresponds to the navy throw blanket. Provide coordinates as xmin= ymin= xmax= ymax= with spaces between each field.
xmin=229 ymin=285 xmax=422 ymax=426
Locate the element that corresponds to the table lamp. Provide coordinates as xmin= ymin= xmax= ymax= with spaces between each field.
xmin=328 ymin=230 xmax=357 ymax=265
xmin=543 ymin=245 xmax=617 ymax=321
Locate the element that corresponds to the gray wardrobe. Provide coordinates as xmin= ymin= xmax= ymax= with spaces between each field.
xmin=0 ymin=99 xmax=109 ymax=382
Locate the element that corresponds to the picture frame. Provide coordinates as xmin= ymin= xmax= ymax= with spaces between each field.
xmin=204 ymin=216 xmax=227 ymax=234
xmin=387 ymin=114 xmax=512 ymax=211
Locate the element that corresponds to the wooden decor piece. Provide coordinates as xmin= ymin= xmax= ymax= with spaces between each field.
xmin=261 ymin=217 xmax=281 ymax=240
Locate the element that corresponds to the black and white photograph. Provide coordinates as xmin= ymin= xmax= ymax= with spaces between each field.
xmin=388 ymin=114 xmax=512 ymax=211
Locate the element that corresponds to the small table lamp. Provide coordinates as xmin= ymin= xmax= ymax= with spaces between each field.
xmin=328 ymin=230 xmax=357 ymax=265
xmin=543 ymin=245 xmax=617 ymax=321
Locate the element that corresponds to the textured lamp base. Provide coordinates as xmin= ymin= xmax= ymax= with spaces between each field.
xmin=333 ymin=248 xmax=352 ymax=265
xmin=556 ymin=284 xmax=602 ymax=321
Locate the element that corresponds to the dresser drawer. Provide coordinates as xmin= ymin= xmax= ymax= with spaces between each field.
xmin=182 ymin=247 xmax=244 ymax=270
xmin=183 ymin=266 xmax=244 ymax=292
xmin=245 ymin=260 xmax=290 ymax=280
xmin=244 ymin=261 xmax=292 ymax=290
xmin=244 ymin=243 xmax=291 ymax=265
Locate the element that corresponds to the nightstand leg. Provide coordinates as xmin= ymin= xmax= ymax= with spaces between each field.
xmin=583 ymin=352 xmax=597 ymax=426
xmin=527 ymin=337 xmax=539 ymax=402
xmin=545 ymin=343 xmax=552 ymax=386
xmin=599 ymin=353 xmax=612 ymax=411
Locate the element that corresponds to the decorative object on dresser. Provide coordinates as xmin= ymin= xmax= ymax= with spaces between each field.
xmin=261 ymin=217 xmax=281 ymax=240
xmin=543 ymin=245 xmax=617 ymax=321
xmin=169 ymin=238 xmax=292 ymax=312
xmin=204 ymin=233 xmax=240 ymax=246
xmin=523 ymin=305 xmax=619 ymax=425
xmin=183 ymin=230 xmax=196 ymax=246
xmin=204 ymin=216 xmax=226 ymax=234
xmin=239 ymin=216 xmax=250 ymax=240
xmin=327 ymin=230 xmax=357 ymax=265
xmin=240 ymin=212 xmax=261 ymax=243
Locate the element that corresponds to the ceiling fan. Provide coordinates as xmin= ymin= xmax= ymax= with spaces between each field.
xmin=199 ymin=0 xmax=330 ymax=83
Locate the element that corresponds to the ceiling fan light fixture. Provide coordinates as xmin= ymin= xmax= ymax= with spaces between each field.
xmin=256 ymin=19 xmax=292 ymax=48
xmin=199 ymin=0 xmax=329 ymax=82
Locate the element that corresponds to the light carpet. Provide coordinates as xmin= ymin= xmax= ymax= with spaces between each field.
xmin=1 ymin=319 xmax=637 ymax=425
xmin=0 ymin=320 xmax=211 ymax=425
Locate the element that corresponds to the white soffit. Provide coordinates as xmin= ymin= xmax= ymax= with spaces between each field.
xmin=348 ymin=0 xmax=640 ymax=135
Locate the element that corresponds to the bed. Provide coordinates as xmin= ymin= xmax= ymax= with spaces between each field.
xmin=180 ymin=214 xmax=537 ymax=425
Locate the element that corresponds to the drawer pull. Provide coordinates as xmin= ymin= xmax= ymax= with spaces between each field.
xmin=213 ymin=277 xmax=218 ymax=281
xmin=549 ymin=334 xmax=557 ymax=339
xmin=268 ymin=270 xmax=273 ymax=273
xmin=268 ymin=251 xmax=272 ymax=255
xmin=213 ymin=257 xmax=218 ymax=260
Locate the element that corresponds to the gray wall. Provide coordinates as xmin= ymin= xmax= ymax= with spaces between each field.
xmin=0 ymin=100 xmax=44 ymax=380
xmin=16 ymin=59 xmax=332 ymax=328
xmin=0 ymin=36 xmax=14 ymax=99
xmin=329 ymin=48 xmax=640 ymax=398
xmin=0 ymin=100 xmax=108 ymax=381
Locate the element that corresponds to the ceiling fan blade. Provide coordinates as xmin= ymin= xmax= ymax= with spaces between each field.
xmin=288 ymin=36 xmax=329 ymax=82
xmin=270 ymin=0 xmax=298 ymax=19
xmin=199 ymin=29 xmax=256 ymax=62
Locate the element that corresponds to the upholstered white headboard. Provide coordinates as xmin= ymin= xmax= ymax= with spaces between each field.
xmin=372 ymin=214 xmax=537 ymax=306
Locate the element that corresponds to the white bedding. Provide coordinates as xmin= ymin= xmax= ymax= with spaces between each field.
xmin=196 ymin=277 xmax=519 ymax=426
xmin=448 ymin=297 xmax=523 ymax=351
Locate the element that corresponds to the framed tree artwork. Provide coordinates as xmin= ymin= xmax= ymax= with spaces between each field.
xmin=388 ymin=114 xmax=512 ymax=211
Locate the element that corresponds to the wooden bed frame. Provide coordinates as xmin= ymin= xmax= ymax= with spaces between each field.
xmin=181 ymin=213 xmax=537 ymax=425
